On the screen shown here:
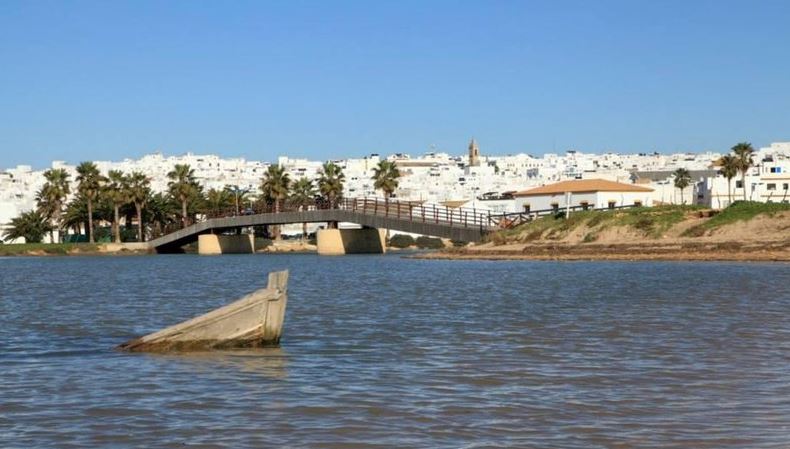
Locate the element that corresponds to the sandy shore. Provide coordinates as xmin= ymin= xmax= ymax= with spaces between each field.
xmin=414 ymin=240 xmax=790 ymax=262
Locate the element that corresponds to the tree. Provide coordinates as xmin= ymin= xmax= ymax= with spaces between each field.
xmin=3 ymin=210 xmax=52 ymax=243
xmin=260 ymin=165 xmax=291 ymax=239
xmin=205 ymin=188 xmax=233 ymax=217
xmin=290 ymin=177 xmax=316 ymax=239
xmin=673 ymin=168 xmax=692 ymax=205
xmin=372 ymin=160 xmax=401 ymax=201
xmin=62 ymin=194 xmax=89 ymax=238
xmin=167 ymin=164 xmax=200 ymax=228
xmin=127 ymin=172 xmax=151 ymax=242
xmin=76 ymin=161 xmax=106 ymax=243
xmin=225 ymin=185 xmax=250 ymax=215
xmin=105 ymin=170 xmax=130 ymax=243
xmin=146 ymin=192 xmax=178 ymax=239
xmin=318 ymin=162 xmax=345 ymax=207
xmin=318 ymin=162 xmax=345 ymax=229
xmin=732 ymin=142 xmax=755 ymax=201
xmin=36 ymin=168 xmax=70 ymax=243
xmin=717 ymin=154 xmax=739 ymax=207
xmin=372 ymin=160 xmax=401 ymax=239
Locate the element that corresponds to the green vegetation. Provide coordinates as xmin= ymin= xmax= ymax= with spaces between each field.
xmin=3 ymin=210 xmax=52 ymax=243
xmin=372 ymin=160 xmax=402 ymax=240
xmin=389 ymin=234 xmax=415 ymax=248
xmin=290 ymin=177 xmax=317 ymax=239
xmin=487 ymin=205 xmax=705 ymax=245
xmin=683 ymin=201 xmax=790 ymax=236
xmin=0 ymin=243 xmax=99 ymax=256
xmin=673 ymin=168 xmax=692 ymax=204
xmin=76 ymin=161 xmax=106 ymax=243
xmin=732 ymin=142 xmax=755 ymax=201
xmin=260 ymin=164 xmax=292 ymax=240
xmin=415 ymin=236 xmax=444 ymax=249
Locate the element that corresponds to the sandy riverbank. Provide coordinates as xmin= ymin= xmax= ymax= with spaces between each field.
xmin=415 ymin=203 xmax=790 ymax=262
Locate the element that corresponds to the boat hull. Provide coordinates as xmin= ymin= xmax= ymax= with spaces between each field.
xmin=119 ymin=270 xmax=289 ymax=352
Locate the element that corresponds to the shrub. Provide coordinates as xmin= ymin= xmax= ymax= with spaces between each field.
xmin=255 ymin=238 xmax=273 ymax=250
xmin=582 ymin=232 xmax=598 ymax=243
xmin=415 ymin=236 xmax=444 ymax=249
xmin=388 ymin=234 xmax=415 ymax=248
xmin=451 ymin=240 xmax=468 ymax=247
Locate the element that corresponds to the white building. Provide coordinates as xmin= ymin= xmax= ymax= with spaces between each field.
xmin=512 ymin=179 xmax=654 ymax=213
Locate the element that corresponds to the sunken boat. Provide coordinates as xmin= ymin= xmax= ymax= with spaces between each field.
xmin=119 ymin=270 xmax=289 ymax=352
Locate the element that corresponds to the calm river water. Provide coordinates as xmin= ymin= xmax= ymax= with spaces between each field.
xmin=1 ymin=254 xmax=789 ymax=448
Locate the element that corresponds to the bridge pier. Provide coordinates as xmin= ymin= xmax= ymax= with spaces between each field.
xmin=198 ymin=234 xmax=255 ymax=255
xmin=316 ymin=228 xmax=386 ymax=255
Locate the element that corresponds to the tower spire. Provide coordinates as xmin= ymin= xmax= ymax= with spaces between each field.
xmin=468 ymin=138 xmax=480 ymax=167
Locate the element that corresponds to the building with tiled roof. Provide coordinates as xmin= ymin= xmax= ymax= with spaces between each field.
xmin=513 ymin=179 xmax=654 ymax=213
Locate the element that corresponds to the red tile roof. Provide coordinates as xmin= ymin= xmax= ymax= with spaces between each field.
xmin=514 ymin=179 xmax=653 ymax=197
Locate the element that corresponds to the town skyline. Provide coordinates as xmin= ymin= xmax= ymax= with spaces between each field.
xmin=1 ymin=138 xmax=783 ymax=171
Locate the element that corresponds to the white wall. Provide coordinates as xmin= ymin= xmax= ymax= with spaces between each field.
xmin=514 ymin=191 xmax=652 ymax=212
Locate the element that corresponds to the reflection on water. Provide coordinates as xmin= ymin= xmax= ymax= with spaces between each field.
xmin=1 ymin=255 xmax=789 ymax=448
xmin=145 ymin=348 xmax=290 ymax=380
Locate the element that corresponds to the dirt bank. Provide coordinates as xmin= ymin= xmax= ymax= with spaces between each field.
xmin=416 ymin=204 xmax=790 ymax=262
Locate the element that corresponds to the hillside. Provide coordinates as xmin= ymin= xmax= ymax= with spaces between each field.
xmin=424 ymin=202 xmax=790 ymax=262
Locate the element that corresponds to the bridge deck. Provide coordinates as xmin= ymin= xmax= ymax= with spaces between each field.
xmin=149 ymin=198 xmax=498 ymax=252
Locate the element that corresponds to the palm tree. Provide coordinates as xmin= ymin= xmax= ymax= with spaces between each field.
xmin=76 ymin=161 xmax=106 ymax=243
xmin=63 ymin=194 xmax=89 ymax=238
xmin=167 ymin=164 xmax=200 ymax=228
xmin=3 ymin=210 xmax=53 ymax=243
xmin=318 ymin=162 xmax=345 ymax=207
xmin=127 ymin=172 xmax=151 ymax=242
xmin=318 ymin=162 xmax=345 ymax=229
xmin=673 ymin=168 xmax=692 ymax=205
xmin=372 ymin=160 xmax=401 ymax=203
xmin=35 ymin=186 xmax=59 ymax=243
xmin=260 ymin=165 xmax=291 ymax=239
xmin=205 ymin=188 xmax=233 ymax=217
xmin=717 ymin=154 xmax=739 ymax=207
xmin=225 ymin=185 xmax=250 ymax=215
xmin=146 ymin=192 xmax=178 ymax=238
xmin=290 ymin=177 xmax=316 ymax=239
xmin=36 ymin=168 xmax=70 ymax=243
xmin=105 ymin=170 xmax=130 ymax=243
xmin=372 ymin=160 xmax=401 ymax=239
xmin=732 ymin=142 xmax=755 ymax=201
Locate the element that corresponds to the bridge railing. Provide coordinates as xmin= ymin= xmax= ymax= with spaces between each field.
xmin=195 ymin=197 xmax=495 ymax=230
xmin=337 ymin=197 xmax=494 ymax=229
xmin=157 ymin=198 xmax=646 ymax=236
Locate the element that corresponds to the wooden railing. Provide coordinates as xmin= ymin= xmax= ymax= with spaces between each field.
xmin=160 ymin=197 xmax=646 ymax=235
xmin=199 ymin=197 xmax=495 ymax=230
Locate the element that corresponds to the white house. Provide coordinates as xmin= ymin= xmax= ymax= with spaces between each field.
xmin=512 ymin=179 xmax=654 ymax=213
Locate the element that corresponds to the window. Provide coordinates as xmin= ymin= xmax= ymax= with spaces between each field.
xmin=736 ymin=180 xmax=743 ymax=188
xmin=523 ymin=204 xmax=531 ymax=213
xmin=784 ymin=183 xmax=789 ymax=190
xmin=770 ymin=167 xmax=782 ymax=173
xmin=608 ymin=201 xmax=616 ymax=209
xmin=767 ymin=183 xmax=776 ymax=191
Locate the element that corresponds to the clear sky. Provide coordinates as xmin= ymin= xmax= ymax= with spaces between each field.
xmin=1 ymin=0 xmax=789 ymax=169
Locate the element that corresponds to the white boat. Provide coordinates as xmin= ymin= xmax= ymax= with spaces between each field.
xmin=119 ymin=270 xmax=289 ymax=352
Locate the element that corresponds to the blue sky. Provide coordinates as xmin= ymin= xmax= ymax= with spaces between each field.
xmin=1 ymin=0 xmax=789 ymax=168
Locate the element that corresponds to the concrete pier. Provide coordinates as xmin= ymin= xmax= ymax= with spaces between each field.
xmin=316 ymin=228 xmax=386 ymax=255
xmin=198 ymin=234 xmax=255 ymax=255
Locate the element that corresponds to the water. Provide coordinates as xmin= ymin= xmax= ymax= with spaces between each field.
xmin=1 ymin=254 xmax=789 ymax=448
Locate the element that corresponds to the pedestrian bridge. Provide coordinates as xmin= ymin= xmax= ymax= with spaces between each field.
xmin=149 ymin=198 xmax=498 ymax=253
